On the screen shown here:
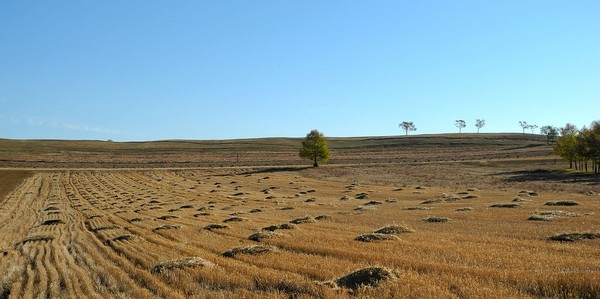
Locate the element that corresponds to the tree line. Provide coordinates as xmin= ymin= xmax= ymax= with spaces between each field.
xmin=554 ymin=121 xmax=600 ymax=174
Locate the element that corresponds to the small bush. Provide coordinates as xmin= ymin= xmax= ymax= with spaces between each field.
xmin=315 ymin=215 xmax=332 ymax=221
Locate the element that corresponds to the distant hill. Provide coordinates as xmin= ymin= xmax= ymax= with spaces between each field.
xmin=0 ymin=133 xmax=547 ymax=153
xmin=0 ymin=133 xmax=551 ymax=169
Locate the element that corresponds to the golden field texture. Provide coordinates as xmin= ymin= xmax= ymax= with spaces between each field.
xmin=0 ymin=167 xmax=599 ymax=298
xmin=1 ymin=134 xmax=599 ymax=298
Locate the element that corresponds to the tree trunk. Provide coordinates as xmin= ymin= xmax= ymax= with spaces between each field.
xmin=313 ymin=157 xmax=318 ymax=167
xmin=569 ymin=159 xmax=573 ymax=169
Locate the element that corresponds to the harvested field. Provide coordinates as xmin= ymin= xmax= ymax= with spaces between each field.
xmin=1 ymin=135 xmax=600 ymax=298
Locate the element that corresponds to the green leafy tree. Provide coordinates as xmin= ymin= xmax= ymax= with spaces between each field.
xmin=554 ymin=123 xmax=578 ymax=168
xmin=299 ymin=129 xmax=331 ymax=167
xmin=398 ymin=121 xmax=416 ymax=136
xmin=540 ymin=125 xmax=559 ymax=144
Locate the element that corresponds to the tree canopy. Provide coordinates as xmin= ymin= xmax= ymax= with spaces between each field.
xmin=299 ymin=129 xmax=330 ymax=167
xmin=398 ymin=121 xmax=417 ymax=136
xmin=554 ymin=122 xmax=600 ymax=173
xmin=455 ymin=120 xmax=466 ymax=133
xmin=475 ymin=119 xmax=485 ymax=133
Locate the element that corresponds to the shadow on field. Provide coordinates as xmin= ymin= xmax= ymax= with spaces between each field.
xmin=212 ymin=167 xmax=311 ymax=177
xmin=496 ymin=169 xmax=600 ymax=185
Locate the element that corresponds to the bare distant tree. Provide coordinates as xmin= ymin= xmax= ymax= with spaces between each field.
xmin=519 ymin=121 xmax=529 ymax=134
xmin=475 ymin=119 xmax=485 ymax=133
xmin=528 ymin=124 xmax=538 ymax=134
xmin=398 ymin=121 xmax=417 ymax=136
xmin=454 ymin=120 xmax=466 ymax=133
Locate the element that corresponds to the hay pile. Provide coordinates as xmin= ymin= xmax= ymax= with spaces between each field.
xmin=204 ymin=224 xmax=229 ymax=231
xmin=423 ymin=216 xmax=450 ymax=223
xmin=18 ymin=235 xmax=54 ymax=246
xmin=153 ymin=225 xmax=180 ymax=231
xmin=223 ymin=245 xmax=276 ymax=257
xmin=404 ymin=206 xmax=431 ymax=211
xmin=248 ymin=231 xmax=283 ymax=242
xmin=262 ymin=223 xmax=297 ymax=231
xmin=489 ymin=203 xmax=520 ymax=208
xmin=548 ymin=232 xmax=600 ymax=242
xmin=104 ymin=234 xmax=135 ymax=245
xmin=374 ymin=225 xmax=414 ymax=234
xmin=354 ymin=233 xmax=399 ymax=242
xmin=151 ymin=257 xmax=214 ymax=274
xmin=290 ymin=216 xmax=316 ymax=224
xmin=334 ymin=267 xmax=397 ymax=290
xmin=528 ymin=215 xmax=553 ymax=221
xmin=223 ymin=217 xmax=248 ymax=223
xmin=315 ymin=215 xmax=332 ymax=221
xmin=41 ymin=219 xmax=64 ymax=226
xmin=545 ymin=201 xmax=580 ymax=206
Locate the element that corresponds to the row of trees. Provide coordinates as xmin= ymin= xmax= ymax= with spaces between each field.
xmin=301 ymin=121 xmax=600 ymax=173
xmin=399 ymin=119 xmax=486 ymax=135
xmin=554 ymin=122 xmax=600 ymax=174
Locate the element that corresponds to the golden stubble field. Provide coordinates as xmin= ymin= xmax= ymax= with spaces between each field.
xmin=1 ymin=165 xmax=599 ymax=298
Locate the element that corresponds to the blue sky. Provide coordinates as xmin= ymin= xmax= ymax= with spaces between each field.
xmin=1 ymin=1 xmax=598 ymax=141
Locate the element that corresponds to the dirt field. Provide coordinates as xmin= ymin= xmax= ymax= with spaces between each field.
xmin=1 ymin=134 xmax=599 ymax=298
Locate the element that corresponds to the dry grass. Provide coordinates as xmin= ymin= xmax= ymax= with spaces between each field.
xmin=1 ymin=137 xmax=600 ymax=298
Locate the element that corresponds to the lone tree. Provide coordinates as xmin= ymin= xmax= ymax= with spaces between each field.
xmin=475 ymin=119 xmax=485 ymax=133
xmin=519 ymin=121 xmax=529 ymax=134
xmin=398 ymin=121 xmax=417 ymax=135
xmin=455 ymin=120 xmax=466 ymax=133
xmin=299 ymin=129 xmax=330 ymax=167
xmin=528 ymin=124 xmax=538 ymax=134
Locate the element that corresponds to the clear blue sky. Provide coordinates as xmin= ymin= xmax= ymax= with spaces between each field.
xmin=1 ymin=1 xmax=598 ymax=141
